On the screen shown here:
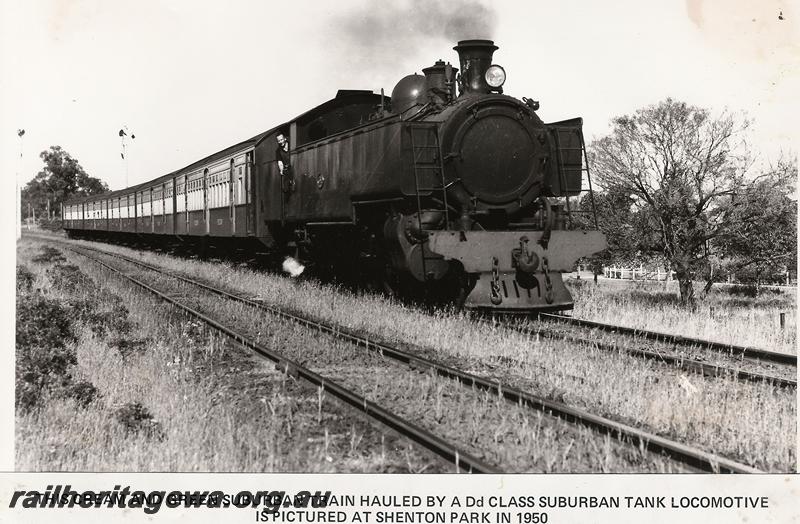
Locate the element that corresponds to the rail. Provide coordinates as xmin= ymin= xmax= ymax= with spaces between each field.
xmin=62 ymin=241 xmax=763 ymax=474
xmin=68 ymin=246 xmax=497 ymax=474
xmin=540 ymin=313 xmax=797 ymax=367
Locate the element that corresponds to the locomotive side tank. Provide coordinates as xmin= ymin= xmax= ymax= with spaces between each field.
xmin=263 ymin=39 xmax=606 ymax=311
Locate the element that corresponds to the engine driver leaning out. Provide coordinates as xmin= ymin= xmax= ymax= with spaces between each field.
xmin=276 ymin=133 xmax=290 ymax=176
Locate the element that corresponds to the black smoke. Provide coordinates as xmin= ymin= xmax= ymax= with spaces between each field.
xmin=332 ymin=0 xmax=497 ymax=67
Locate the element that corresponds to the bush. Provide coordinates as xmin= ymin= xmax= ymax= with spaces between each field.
xmin=37 ymin=218 xmax=64 ymax=232
xmin=627 ymin=289 xmax=682 ymax=307
xmin=16 ymin=254 xmax=139 ymax=415
xmin=725 ymin=285 xmax=781 ymax=298
xmin=47 ymin=262 xmax=134 ymax=335
xmin=16 ymin=294 xmax=75 ymax=350
xmin=567 ymin=278 xmax=592 ymax=290
xmin=75 ymin=302 xmax=133 ymax=336
xmin=108 ymin=337 xmax=148 ymax=360
xmin=115 ymin=402 xmax=164 ymax=440
xmin=15 ymin=293 xmax=78 ymax=412
xmin=31 ymin=246 xmax=66 ymax=264
xmin=47 ymin=263 xmax=92 ymax=292
xmin=16 ymin=265 xmax=35 ymax=293
xmin=15 ymin=343 xmax=79 ymax=413
xmin=64 ymin=380 xmax=100 ymax=407
xmin=15 ymin=381 xmax=42 ymax=413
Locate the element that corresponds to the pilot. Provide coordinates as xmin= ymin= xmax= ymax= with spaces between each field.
xmin=276 ymin=133 xmax=290 ymax=176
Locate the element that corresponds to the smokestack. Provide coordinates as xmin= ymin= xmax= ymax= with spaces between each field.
xmin=453 ymin=39 xmax=498 ymax=96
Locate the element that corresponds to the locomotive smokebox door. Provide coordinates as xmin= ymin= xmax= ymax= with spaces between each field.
xmin=438 ymin=97 xmax=550 ymax=213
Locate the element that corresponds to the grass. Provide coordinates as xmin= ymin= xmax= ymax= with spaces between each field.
xmin=139 ymin=276 xmax=681 ymax=473
xmin=15 ymin=239 xmax=440 ymax=472
xmin=565 ymin=278 xmax=796 ymax=353
xmin=18 ymin=234 xmax=797 ymax=472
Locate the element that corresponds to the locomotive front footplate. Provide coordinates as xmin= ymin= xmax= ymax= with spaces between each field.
xmin=427 ymin=230 xmax=607 ymax=311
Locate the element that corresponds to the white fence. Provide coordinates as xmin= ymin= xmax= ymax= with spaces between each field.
xmin=598 ymin=265 xmax=795 ymax=286
xmin=603 ymin=265 xmax=674 ymax=281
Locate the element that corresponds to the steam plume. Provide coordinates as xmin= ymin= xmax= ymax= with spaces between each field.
xmin=333 ymin=0 xmax=497 ymax=66
xmin=282 ymin=256 xmax=305 ymax=278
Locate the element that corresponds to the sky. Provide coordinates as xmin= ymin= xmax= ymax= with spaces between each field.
xmin=1 ymin=0 xmax=797 ymax=196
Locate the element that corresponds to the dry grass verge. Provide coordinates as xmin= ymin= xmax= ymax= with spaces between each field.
xmin=15 ymin=239 xmax=441 ymax=472
xmin=566 ymin=278 xmax=796 ymax=354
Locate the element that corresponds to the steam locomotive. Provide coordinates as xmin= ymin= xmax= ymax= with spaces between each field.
xmin=63 ymin=39 xmax=607 ymax=312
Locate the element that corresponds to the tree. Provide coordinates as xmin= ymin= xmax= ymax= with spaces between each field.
xmin=579 ymin=188 xmax=663 ymax=268
xmin=590 ymin=98 xmax=751 ymax=304
xmin=21 ymin=146 xmax=108 ymax=221
xmin=712 ymin=158 xmax=797 ymax=287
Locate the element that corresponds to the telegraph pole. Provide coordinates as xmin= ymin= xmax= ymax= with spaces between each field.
xmin=16 ymin=129 xmax=25 ymax=239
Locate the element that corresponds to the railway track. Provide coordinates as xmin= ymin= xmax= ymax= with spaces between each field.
xmin=498 ymin=314 xmax=797 ymax=390
xmin=541 ymin=313 xmax=797 ymax=366
xmin=64 ymin=245 xmax=496 ymax=474
xmin=60 ymin=240 xmax=763 ymax=473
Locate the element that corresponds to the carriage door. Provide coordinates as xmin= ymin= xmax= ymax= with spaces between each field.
xmin=203 ymin=168 xmax=210 ymax=235
xmin=246 ymin=152 xmax=254 ymax=235
xmin=172 ymin=178 xmax=178 ymax=233
xmin=229 ymin=159 xmax=236 ymax=236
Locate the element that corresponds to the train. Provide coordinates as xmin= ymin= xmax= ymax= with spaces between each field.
xmin=62 ymin=39 xmax=607 ymax=312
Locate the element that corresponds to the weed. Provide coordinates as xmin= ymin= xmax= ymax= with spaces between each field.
xmin=77 ymin=302 xmax=133 ymax=336
xmin=15 ymin=381 xmax=42 ymax=413
xmin=43 ymin=262 xmax=125 ymax=335
xmin=16 ymin=294 xmax=75 ymax=350
xmin=180 ymin=320 xmax=209 ymax=344
xmin=115 ymin=402 xmax=164 ymax=441
xmin=63 ymin=380 xmax=101 ymax=407
xmin=31 ymin=246 xmax=66 ymax=264
xmin=46 ymin=263 xmax=93 ymax=292
xmin=17 ymin=265 xmax=35 ymax=293
xmin=14 ymin=257 xmax=126 ymax=414
xmin=44 ymin=262 xmax=132 ymax=335
xmin=568 ymin=278 xmax=591 ymax=290
xmin=15 ymin=298 xmax=78 ymax=412
xmin=107 ymin=337 xmax=148 ymax=360
xmin=725 ymin=285 xmax=781 ymax=298
xmin=16 ymin=345 xmax=78 ymax=413
xmin=626 ymin=289 xmax=683 ymax=307
xmin=15 ymin=287 xmax=80 ymax=412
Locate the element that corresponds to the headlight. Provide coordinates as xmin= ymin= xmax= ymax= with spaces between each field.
xmin=485 ymin=65 xmax=506 ymax=88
